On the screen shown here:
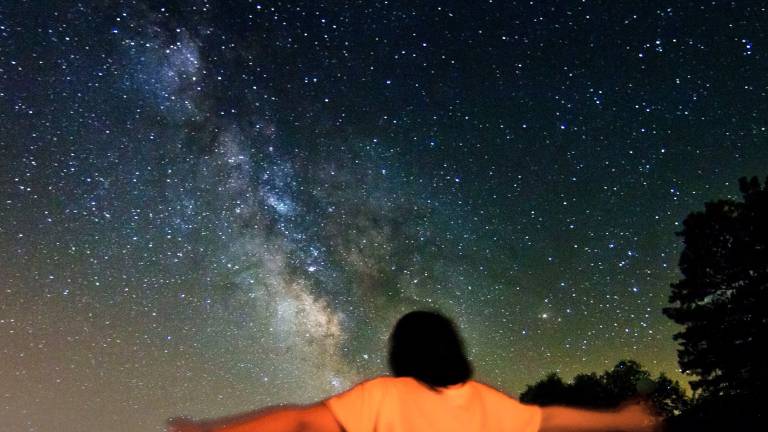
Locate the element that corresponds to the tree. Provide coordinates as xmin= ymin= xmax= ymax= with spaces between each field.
xmin=519 ymin=372 xmax=570 ymax=406
xmin=520 ymin=360 xmax=688 ymax=417
xmin=601 ymin=360 xmax=652 ymax=402
xmin=648 ymin=374 xmax=689 ymax=418
xmin=569 ymin=372 xmax=610 ymax=408
xmin=663 ymin=176 xmax=768 ymax=403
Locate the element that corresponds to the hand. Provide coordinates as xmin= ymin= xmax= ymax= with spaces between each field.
xmin=617 ymin=401 xmax=662 ymax=432
xmin=167 ymin=417 xmax=206 ymax=432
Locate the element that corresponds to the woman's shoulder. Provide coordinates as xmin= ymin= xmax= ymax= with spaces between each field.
xmin=365 ymin=375 xmax=441 ymax=393
xmin=464 ymin=380 xmax=521 ymax=400
xmin=363 ymin=376 xmax=515 ymax=397
xmin=366 ymin=375 xmax=419 ymax=387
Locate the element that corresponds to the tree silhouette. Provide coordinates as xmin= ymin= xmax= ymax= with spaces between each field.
xmin=602 ymin=360 xmax=652 ymax=402
xmin=663 ymin=175 xmax=768 ymax=426
xmin=518 ymin=372 xmax=570 ymax=406
xmin=569 ymin=372 xmax=610 ymax=408
xmin=647 ymin=373 xmax=689 ymax=419
xmin=663 ymin=176 xmax=768 ymax=395
xmin=520 ymin=360 xmax=688 ymax=417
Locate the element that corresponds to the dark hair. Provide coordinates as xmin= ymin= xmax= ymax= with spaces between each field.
xmin=388 ymin=310 xmax=473 ymax=388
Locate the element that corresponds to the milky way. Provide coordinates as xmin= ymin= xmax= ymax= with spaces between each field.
xmin=1 ymin=1 xmax=767 ymax=431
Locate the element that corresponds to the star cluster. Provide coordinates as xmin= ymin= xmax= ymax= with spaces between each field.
xmin=1 ymin=1 xmax=766 ymax=431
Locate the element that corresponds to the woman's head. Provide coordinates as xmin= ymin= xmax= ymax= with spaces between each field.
xmin=388 ymin=310 xmax=473 ymax=387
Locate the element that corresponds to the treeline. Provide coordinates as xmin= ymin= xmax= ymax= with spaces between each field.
xmin=522 ymin=176 xmax=768 ymax=431
xmin=520 ymin=360 xmax=687 ymax=418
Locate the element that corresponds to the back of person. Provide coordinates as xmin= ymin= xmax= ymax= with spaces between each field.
xmin=325 ymin=376 xmax=542 ymax=432
xmin=168 ymin=310 xmax=660 ymax=432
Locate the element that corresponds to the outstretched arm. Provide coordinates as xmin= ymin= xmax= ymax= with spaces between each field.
xmin=539 ymin=401 xmax=660 ymax=432
xmin=167 ymin=403 xmax=342 ymax=432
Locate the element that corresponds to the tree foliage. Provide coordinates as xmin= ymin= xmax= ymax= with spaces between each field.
xmin=520 ymin=360 xmax=689 ymax=417
xmin=663 ymin=176 xmax=768 ymax=400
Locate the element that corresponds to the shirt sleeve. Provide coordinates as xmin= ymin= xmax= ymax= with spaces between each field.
xmin=323 ymin=378 xmax=387 ymax=432
xmin=504 ymin=398 xmax=542 ymax=432
xmin=476 ymin=382 xmax=542 ymax=432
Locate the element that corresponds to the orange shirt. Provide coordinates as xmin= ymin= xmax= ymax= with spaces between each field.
xmin=324 ymin=376 xmax=542 ymax=432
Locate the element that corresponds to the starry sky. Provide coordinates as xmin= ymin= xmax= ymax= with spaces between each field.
xmin=1 ymin=1 xmax=766 ymax=431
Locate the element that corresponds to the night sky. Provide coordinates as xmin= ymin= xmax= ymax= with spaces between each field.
xmin=1 ymin=1 xmax=767 ymax=431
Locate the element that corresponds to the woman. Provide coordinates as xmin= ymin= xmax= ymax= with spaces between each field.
xmin=168 ymin=310 xmax=660 ymax=432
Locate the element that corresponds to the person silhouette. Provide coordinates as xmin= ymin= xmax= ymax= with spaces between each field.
xmin=168 ymin=310 xmax=660 ymax=432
